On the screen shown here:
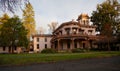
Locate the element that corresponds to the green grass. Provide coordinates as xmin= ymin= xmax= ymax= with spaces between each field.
xmin=0 ymin=51 xmax=120 ymax=66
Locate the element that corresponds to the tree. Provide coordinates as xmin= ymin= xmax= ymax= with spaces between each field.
xmin=37 ymin=27 xmax=45 ymax=34
xmin=0 ymin=13 xmax=10 ymax=33
xmin=0 ymin=16 xmax=28 ymax=53
xmin=48 ymin=21 xmax=58 ymax=34
xmin=0 ymin=0 xmax=29 ymax=13
xmin=0 ymin=13 xmax=10 ymax=24
xmin=91 ymin=0 xmax=120 ymax=50
xmin=91 ymin=0 xmax=120 ymax=36
xmin=23 ymin=2 xmax=36 ymax=40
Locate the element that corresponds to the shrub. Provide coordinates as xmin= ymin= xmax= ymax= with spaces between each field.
xmin=71 ymin=48 xmax=86 ymax=53
xmin=90 ymin=48 xmax=100 ymax=51
xmin=41 ymin=48 xmax=57 ymax=53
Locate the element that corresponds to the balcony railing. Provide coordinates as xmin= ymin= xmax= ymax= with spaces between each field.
xmin=51 ymin=33 xmax=89 ymax=41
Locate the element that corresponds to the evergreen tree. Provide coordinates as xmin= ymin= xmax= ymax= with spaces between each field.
xmin=23 ymin=2 xmax=36 ymax=40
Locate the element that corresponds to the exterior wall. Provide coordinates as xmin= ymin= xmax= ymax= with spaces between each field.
xmin=33 ymin=35 xmax=52 ymax=52
xmin=52 ymin=14 xmax=97 ymax=51
xmin=0 ymin=47 xmax=22 ymax=53
xmin=54 ymin=23 xmax=96 ymax=36
xmin=80 ymin=27 xmax=96 ymax=35
xmin=0 ymin=47 xmax=9 ymax=53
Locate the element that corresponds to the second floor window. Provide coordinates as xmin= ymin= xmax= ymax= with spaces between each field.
xmin=65 ymin=28 xmax=70 ymax=35
xmin=88 ymin=30 xmax=93 ymax=35
xmin=45 ymin=37 xmax=47 ymax=42
xmin=79 ymin=29 xmax=84 ymax=34
xmin=37 ymin=38 xmax=39 ymax=42
xmin=72 ymin=28 xmax=77 ymax=34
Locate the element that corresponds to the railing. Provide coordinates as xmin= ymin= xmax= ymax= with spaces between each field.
xmin=51 ymin=33 xmax=88 ymax=41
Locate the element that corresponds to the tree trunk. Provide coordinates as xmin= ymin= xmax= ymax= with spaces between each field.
xmin=11 ymin=46 xmax=14 ymax=53
xmin=108 ymin=40 xmax=111 ymax=51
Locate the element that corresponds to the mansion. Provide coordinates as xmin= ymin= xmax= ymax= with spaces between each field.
xmin=32 ymin=14 xmax=99 ymax=52
xmin=0 ymin=14 xmax=119 ymax=53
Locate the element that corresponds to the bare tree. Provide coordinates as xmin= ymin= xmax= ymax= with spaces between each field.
xmin=0 ymin=0 xmax=29 ymax=13
xmin=37 ymin=27 xmax=45 ymax=34
xmin=48 ymin=21 xmax=58 ymax=34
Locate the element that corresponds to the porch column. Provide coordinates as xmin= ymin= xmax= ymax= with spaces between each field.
xmin=52 ymin=42 xmax=55 ymax=49
xmin=57 ymin=39 xmax=60 ymax=51
xmin=71 ymin=38 xmax=74 ymax=49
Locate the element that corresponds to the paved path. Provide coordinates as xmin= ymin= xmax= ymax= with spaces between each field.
xmin=0 ymin=56 xmax=120 ymax=71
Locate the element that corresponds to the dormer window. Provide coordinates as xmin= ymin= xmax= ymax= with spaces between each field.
xmin=83 ymin=20 xmax=85 ymax=25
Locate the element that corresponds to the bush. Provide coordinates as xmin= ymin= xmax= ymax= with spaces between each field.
xmin=71 ymin=48 xmax=86 ymax=53
xmin=90 ymin=48 xmax=100 ymax=51
xmin=41 ymin=48 xmax=57 ymax=53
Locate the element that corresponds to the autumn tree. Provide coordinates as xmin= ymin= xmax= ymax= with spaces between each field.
xmin=48 ymin=21 xmax=58 ymax=34
xmin=0 ymin=13 xmax=10 ymax=29
xmin=0 ymin=0 xmax=29 ymax=13
xmin=91 ymin=0 xmax=120 ymax=50
xmin=0 ymin=13 xmax=10 ymax=23
xmin=23 ymin=2 xmax=36 ymax=40
xmin=91 ymin=0 xmax=120 ymax=36
xmin=0 ymin=16 xmax=28 ymax=53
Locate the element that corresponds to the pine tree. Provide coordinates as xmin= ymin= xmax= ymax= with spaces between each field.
xmin=23 ymin=2 xmax=36 ymax=40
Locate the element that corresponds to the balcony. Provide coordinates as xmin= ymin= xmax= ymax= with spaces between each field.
xmin=51 ymin=33 xmax=88 ymax=41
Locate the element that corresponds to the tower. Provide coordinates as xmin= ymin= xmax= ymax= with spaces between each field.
xmin=77 ymin=13 xmax=89 ymax=25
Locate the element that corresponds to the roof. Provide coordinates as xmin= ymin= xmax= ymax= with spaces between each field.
xmin=53 ymin=21 xmax=78 ymax=33
xmin=53 ymin=20 xmax=96 ymax=33
xmin=32 ymin=34 xmax=53 ymax=38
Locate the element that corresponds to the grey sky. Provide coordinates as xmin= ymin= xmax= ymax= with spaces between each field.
xmin=29 ymin=0 xmax=105 ymax=33
xmin=1 ymin=0 xmax=116 ymax=33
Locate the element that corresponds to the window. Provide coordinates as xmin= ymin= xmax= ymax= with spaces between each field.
xmin=72 ymin=28 xmax=77 ymax=34
xmin=45 ymin=37 xmax=47 ymax=42
xmin=3 ymin=46 xmax=6 ymax=51
xmin=88 ymin=30 xmax=93 ymax=35
xmin=14 ymin=46 xmax=17 ymax=50
xmin=37 ymin=44 xmax=39 ymax=49
xmin=45 ymin=44 xmax=47 ymax=48
xmin=65 ymin=28 xmax=70 ymax=35
xmin=79 ymin=29 xmax=84 ymax=34
xmin=37 ymin=37 xmax=39 ymax=42
xmin=60 ymin=31 xmax=62 ymax=35
xmin=83 ymin=20 xmax=85 ymax=25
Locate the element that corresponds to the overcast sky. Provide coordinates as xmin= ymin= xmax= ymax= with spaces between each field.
xmin=1 ymin=0 xmax=119 ymax=33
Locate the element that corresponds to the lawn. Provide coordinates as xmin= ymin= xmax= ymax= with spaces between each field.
xmin=0 ymin=51 xmax=120 ymax=66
